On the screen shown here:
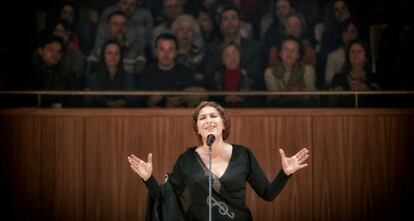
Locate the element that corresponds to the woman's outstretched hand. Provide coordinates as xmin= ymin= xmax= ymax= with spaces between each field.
xmin=279 ymin=148 xmax=309 ymax=176
xmin=128 ymin=153 xmax=153 ymax=181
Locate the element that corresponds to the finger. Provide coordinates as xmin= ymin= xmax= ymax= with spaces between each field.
xmin=298 ymin=164 xmax=308 ymax=170
xmin=279 ymin=149 xmax=286 ymax=159
xmin=295 ymin=148 xmax=309 ymax=159
xmin=298 ymin=154 xmax=309 ymax=164
xmin=129 ymin=155 xmax=142 ymax=165
xmin=130 ymin=154 xmax=141 ymax=162
xmin=148 ymin=153 xmax=152 ymax=165
xmin=127 ymin=156 xmax=137 ymax=165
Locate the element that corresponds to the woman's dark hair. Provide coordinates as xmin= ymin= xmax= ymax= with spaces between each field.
xmin=57 ymin=1 xmax=78 ymax=29
xmin=96 ymin=40 xmax=126 ymax=89
xmin=342 ymin=39 xmax=371 ymax=73
xmin=192 ymin=101 xmax=231 ymax=144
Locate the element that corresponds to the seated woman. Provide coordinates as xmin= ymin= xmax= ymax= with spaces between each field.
xmin=265 ymin=12 xmax=316 ymax=68
xmin=207 ymin=42 xmax=254 ymax=107
xmin=264 ymin=36 xmax=317 ymax=107
xmin=330 ymin=39 xmax=380 ymax=107
xmin=324 ymin=19 xmax=360 ymax=87
xmin=86 ymin=40 xmax=135 ymax=107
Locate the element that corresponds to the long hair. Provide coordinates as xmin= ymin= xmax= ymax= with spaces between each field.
xmin=272 ymin=36 xmax=306 ymax=89
xmin=96 ymin=40 xmax=126 ymax=90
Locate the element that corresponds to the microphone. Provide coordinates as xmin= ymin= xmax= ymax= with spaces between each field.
xmin=206 ymin=134 xmax=215 ymax=221
xmin=207 ymin=134 xmax=215 ymax=146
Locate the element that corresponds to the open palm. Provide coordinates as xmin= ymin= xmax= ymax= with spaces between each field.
xmin=279 ymin=148 xmax=309 ymax=176
xmin=128 ymin=153 xmax=153 ymax=181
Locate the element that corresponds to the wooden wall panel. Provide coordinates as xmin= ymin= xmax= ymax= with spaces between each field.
xmin=0 ymin=108 xmax=412 ymax=221
xmin=312 ymin=115 xmax=413 ymax=221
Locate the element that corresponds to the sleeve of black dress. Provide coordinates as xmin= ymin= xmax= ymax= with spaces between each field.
xmin=246 ymin=148 xmax=291 ymax=201
xmin=144 ymin=152 xmax=186 ymax=200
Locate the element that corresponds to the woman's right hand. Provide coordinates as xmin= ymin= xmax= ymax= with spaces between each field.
xmin=128 ymin=153 xmax=153 ymax=181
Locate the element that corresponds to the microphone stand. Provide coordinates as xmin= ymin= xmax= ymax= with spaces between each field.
xmin=208 ymin=142 xmax=212 ymax=221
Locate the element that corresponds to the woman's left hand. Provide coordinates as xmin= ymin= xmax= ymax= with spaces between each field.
xmin=279 ymin=148 xmax=309 ymax=176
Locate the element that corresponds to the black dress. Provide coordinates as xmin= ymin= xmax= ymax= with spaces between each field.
xmin=144 ymin=144 xmax=291 ymax=221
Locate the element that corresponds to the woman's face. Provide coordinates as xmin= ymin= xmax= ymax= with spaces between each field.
xmin=342 ymin=23 xmax=358 ymax=45
xmin=280 ymin=40 xmax=300 ymax=67
xmin=60 ymin=5 xmax=75 ymax=25
xmin=349 ymin=43 xmax=366 ymax=67
xmin=276 ymin=0 xmax=291 ymax=20
xmin=104 ymin=43 xmax=121 ymax=68
xmin=285 ymin=16 xmax=302 ymax=37
xmin=222 ymin=44 xmax=241 ymax=70
xmin=176 ymin=20 xmax=194 ymax=46
xmin=197 ymin=106 xmax=225 ymax=141
xmin=334 ymin=1 xmax=350 ymax=22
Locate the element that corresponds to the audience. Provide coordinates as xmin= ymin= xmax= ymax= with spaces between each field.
xmin=1 ymin=0 xmax=412 ymax=107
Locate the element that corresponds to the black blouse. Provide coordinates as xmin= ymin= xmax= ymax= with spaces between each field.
xmin=145 ymin=144 xmax=290 ymax=221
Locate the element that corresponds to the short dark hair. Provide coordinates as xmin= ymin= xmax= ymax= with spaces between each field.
xmin=154 ymin=33 xmax=178 ymax=49
xmin=218 ymin=5 xmax=241 ymax=25
xmin=106 ymin=10 xmax=128 ymax=24
xmin=192 ymin=101 xmax=231 ymax=144
xmin=38 ymin=34 xmax=65 ymax=50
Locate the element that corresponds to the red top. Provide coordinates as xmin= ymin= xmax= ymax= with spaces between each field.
xmin=224 ymin=69 xmax=241 ymax=91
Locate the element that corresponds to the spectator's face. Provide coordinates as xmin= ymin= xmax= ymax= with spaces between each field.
xmin=285 ymin=16 xmax=302 ymax=37
xmin=120 ymin=0 xmax=137 ymax=17
xmin=222 ymin=44 xmax=240 ymax=70
xmin=334 ymin=1 xmax=350 ymax=22
xmin=276 ymin=0 xmax=291 ymax=20
xmin=156 ymin=39 xmax=177 ymax=69
xmin=349 ymin=43 xmax=366 ymax=67
xmin=38 ymin=42 xmax=62 ymax=66
xmin=53 ymin=23 xmax=69 ymax=44
xmin=104 ymin=43 xmax=122 ymax=68
xmin=342 ymin=23 xmax=358 ymax=45
xmin=280 ymin=40 xmax=300 ymax=66
xmin=220 ymin=10 xmax=240 ymax=36
xmin=198 ymin=12 xmax=213 ymax=32
xmin=60 ymin=5 xmax=75 ymax=25
xmin=107 ymin=15 xmax=128 ymax=40
xmin=164 ymin=0 xmax=184 ymax=20
xmin=176 ymin=20 xmax=194 ymax=46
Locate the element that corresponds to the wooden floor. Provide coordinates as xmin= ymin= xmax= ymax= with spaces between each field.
xmin=1 ymin=108 xmax=413 ymax=221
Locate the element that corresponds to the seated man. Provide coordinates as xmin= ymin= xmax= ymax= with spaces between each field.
xmin=137 ymin=33 xmax=196 ymax=107
xmin=31 ymin=35 xmax=79 ymax=106
xmin=88 ymin=11 xmax=146 ymax=75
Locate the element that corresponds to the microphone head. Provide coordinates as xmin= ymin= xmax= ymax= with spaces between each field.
xmin=207 ymin=134 xmax=215 ymax=146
